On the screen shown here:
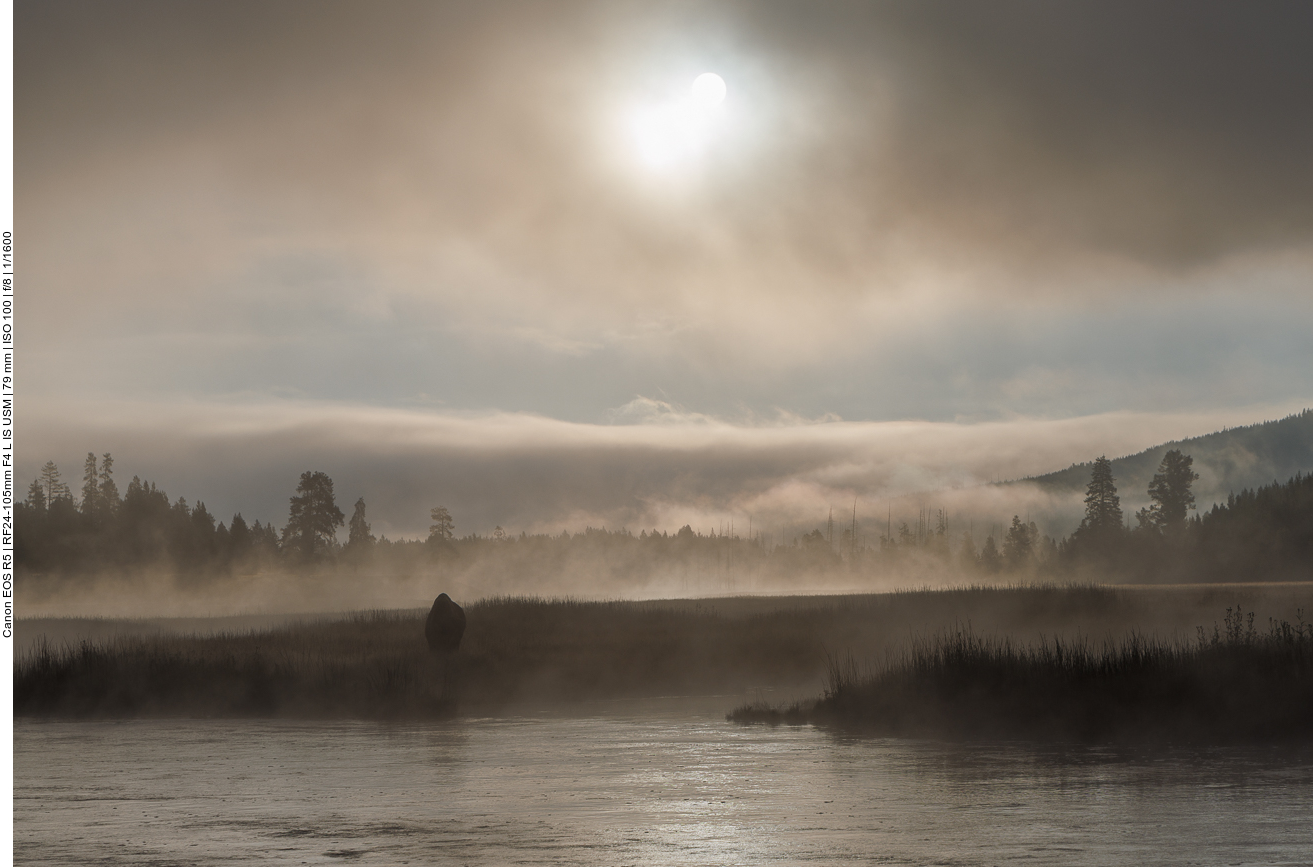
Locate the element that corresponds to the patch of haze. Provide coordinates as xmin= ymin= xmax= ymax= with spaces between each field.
xmin=18 ymin=545 xmax=1006 ymax=621
xmin=23 ymin=400 xmax=1302 ymax=543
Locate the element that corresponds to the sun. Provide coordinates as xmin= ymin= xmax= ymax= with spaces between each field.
xmin=690 ymin=72 xmax=727 ymax=107
xmin=627 ymin=72 xmax=728 ymax=171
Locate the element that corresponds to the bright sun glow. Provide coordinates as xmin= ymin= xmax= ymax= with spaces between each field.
xmin=628 ymin=73 xmax=728 ymax=171
xmin=691 ymin=72 xmax=727 ymax=106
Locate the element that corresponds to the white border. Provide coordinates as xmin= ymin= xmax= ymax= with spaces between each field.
xmin=1 ymin=0 xmax=15 ymax=862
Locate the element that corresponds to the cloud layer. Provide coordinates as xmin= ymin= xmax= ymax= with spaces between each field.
xmin=17 ymin=0 xmax=1313 ymax=429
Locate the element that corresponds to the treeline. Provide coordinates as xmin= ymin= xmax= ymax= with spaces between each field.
xmin=16 ymin=450 xmax=1313 ymax=587
xmin=15 ymin=456 xmax=804 ymax=586
xmin=1194 ymin=473 xmax=1313 ymax=579
xmin=17 ymin=458 xmax=440 ymax=579
xmin=1061 ymin=450 xmax=1313 ymax=581
xmin=873 ymin=509 xmax=1059 ymax=576
xmin=17 ymin=454 xmax=284 ymax=577
xmin=861 ymin=451 xmax=1313 ymax=582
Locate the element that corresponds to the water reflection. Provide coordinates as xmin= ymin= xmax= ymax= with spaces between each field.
xmin=15 ymin=705 xmax=1313 ymax=866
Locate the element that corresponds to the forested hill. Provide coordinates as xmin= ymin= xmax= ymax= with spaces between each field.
xmin=1016 ymin=410 xmax=1313 ymax=505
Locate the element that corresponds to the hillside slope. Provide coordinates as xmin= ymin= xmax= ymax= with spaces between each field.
xmin=1016 ymin=410 xmax=1313 ymax=510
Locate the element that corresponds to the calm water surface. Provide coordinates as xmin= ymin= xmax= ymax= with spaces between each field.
xmin=15 ymin=700 xmax=1313 ymax=866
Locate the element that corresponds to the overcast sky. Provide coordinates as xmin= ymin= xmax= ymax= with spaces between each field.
xmin=18 ymin=1 xmax=1313 ymax=537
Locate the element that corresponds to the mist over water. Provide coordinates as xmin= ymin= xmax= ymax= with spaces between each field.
xmin=16 ymin=711 xmax=1313 ymax=866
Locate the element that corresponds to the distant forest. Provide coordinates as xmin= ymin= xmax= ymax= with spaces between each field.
xmin=15 ymin=447 xmax=1313 ymax=587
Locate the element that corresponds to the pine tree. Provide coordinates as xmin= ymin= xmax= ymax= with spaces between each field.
xmin=1069 ymin=456 xmax=1125 ymax=563
xmin=81 ymin=452 xmax=100 ymax=522
xmin=1140 ymin=450 xmax=1199 ymax=533
xmin=98 ymin=452 xmax=120 ymax=517
xmin=214 ymin=522 xmax=231 ymax=564
xmin=191 ymin=502 xmax=217 ymax=561
xmin=1002 ymin=515 xmax=1034 ymax=570
xmin=284 ymin=471 xmax=345 ymax=560
xmin=429 ymin=506 xmax=455 ymax=542
xmin=1082 ymin=456 xmax=1123 ymax=534
xmin=229 ymin=513 xmax=252 ymax=559
xmin=16 ymin=479 xmax=51 ymax=569
xmin=346 ymin=497 xmax=375 ymax=554
xmin=25 ymin=478 xmax=46 ymax=513
xmin=249 ymin=520 xmax=282 ymax=557
xmin=39 ymin=461 xmax=70 ymax=504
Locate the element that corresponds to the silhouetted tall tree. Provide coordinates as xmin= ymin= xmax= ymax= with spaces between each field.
xmin=80 ymin=453 xmax=101 ymax=526
xmin=229 ymin=513 xmax=252 ymax=561
xmin=214 ymin=521 xmax=231 ymax=564
xmin=16 ymin=480 xmax=50 ymax=569
xmin=1067 ymin=456 xmax=1125 ymax=564
xmin=429 ymin=506 xmax=454 ymax=542
xmin=39 ymin=461 xmax=69 ymax=504
xmin=1003 ymin=515 xmax=1034 ymax=570
xmin=1083 ymin=456 xmax=1123 ymax=533
xmin=1139 ymin=450 xmax=1199 ymax=534
xmin=191 ymin=502 xmax=218 ymax=563
xmin=25 ymin=478 xmax=46 ymax=513
xmin=284 ymin=471 xmax=345 ymax=561
xmin=346 ymin=497 xmax=375 ymax=559
xmin=98 ymin=453 xmax=120 ymax=517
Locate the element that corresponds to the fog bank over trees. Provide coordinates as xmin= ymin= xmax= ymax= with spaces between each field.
xmin=1020 ymin=411 xmax=1313 ymax=505
xmin=16 ymin=428 xmax=1313 ymax=616
xmin=20 ymin=404 xmax=1313 ymax=546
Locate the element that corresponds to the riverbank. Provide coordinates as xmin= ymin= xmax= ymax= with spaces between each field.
xmin=16 ymin=583 xmax=1313 ymax=720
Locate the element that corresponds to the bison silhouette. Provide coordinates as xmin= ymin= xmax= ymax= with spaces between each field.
xmin=425 ymin=593 xmax=466 ymax=654
xmin=425 ymin=593 xmax=466 ymax=707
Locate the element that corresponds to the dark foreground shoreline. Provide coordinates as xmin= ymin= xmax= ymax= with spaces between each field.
xmin=15 ymin=584 xmax=1313 ymax=742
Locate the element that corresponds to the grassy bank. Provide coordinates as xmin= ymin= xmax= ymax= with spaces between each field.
xmin=16 ymin=596 xmax=827 ymax=718
xmin=731 ymin=608 xmax=1313 ymax=743
xmin=16 ymin=584 xmax=1313 ymax=721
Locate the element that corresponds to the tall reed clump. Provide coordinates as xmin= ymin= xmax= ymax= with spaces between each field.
xmin=805 ymin=607 xmax=1313 ymax=742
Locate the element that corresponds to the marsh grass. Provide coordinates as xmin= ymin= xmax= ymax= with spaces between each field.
xmin=15 ymin=596 xmax=830 ymax=718
xmin=16 ymin=610 xmax=452 ymax=719
xmin=17 ymin=586 xmax=1313 ymax=724
xmin=731 ymin=606 xmax=1313 ymax=742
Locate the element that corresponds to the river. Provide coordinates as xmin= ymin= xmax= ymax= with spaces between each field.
xmin=15 ymin=699 xmax=1313 ymax=866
